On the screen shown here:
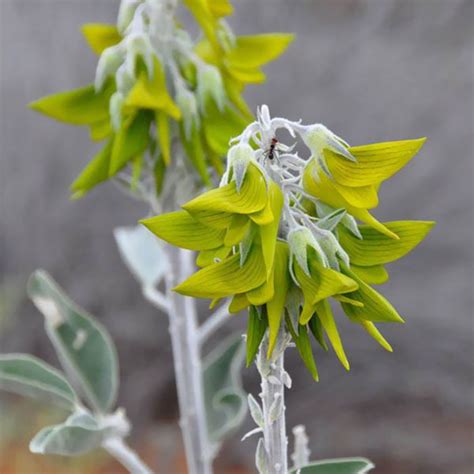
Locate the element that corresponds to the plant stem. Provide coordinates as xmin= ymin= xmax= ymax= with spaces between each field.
xmin=256 ymin=331 xmax=289 ymax=473
xmin=165 ymin=246 xmax=213 ymax=474
xmin=102 ymin=437 xmax=153 ymax=474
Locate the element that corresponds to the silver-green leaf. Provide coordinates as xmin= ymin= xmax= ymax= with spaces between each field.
xmin=27 ymin=270 xmax=119 ymax=413
xmin=203 ymin=335 xmax=247 ymax=444
xmin=289 ymin=457 xmax=375 ymax=474
xmin=0 ymin=354 xmax=78 ymax=410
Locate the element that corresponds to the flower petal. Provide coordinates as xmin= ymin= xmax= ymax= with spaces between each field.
xmin=350 ymin=264 xmax=389 ymax=285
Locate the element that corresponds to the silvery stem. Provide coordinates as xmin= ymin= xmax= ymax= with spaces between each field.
xmin=165 ymin=246 xmax=213 ymax=474
xmin=102 ymin=437 xmax=153 ymax=474
xmin=256 ymin=331 xmax=289 ymax=473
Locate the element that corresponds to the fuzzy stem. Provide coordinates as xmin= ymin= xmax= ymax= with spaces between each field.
xmin=102 ymin=437 xmax=153 ymax=474
xmin=256 ymin=331 xmax=289 ymax=473
xmin=165 ymin=246 xmax=213 ymax=474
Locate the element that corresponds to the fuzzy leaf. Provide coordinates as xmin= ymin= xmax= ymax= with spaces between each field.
xmin=203 ymin=335 xmax=247 ymax=443
xmin=0 ymin=354 xmax=78 ymax=410
xmin=141 ymin=210 xmax=226 ymax=251
xmin=30 ymin=84 xmax=113 ymax=125
xmin=246 ymin=306 xmax=267 ymax=367
xmin=339 ymin=221 xmax=435 ymax=266
xmin=28 ymin=271 xmax=119 ymax=413
xmin=174 ymin=246 xmax=266 ymax=298
xmin=289 ymin=457 xmax=375 ymax=474
xmin=183 ymin=164 xmax=267 ymax=215
xmin=114 ymin=225 xmax=168 ymax=288
xmin=81 ymin=24 xmax=121 ymax=55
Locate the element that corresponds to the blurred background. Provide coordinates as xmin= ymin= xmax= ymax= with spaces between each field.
xmin=1 ymin=0 xmax=473 ymax=473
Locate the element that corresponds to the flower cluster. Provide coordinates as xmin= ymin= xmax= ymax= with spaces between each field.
xmin=142 ymin=105 xmax=435 ymax=379
xmin=30 ymin=0 xmax=293 ymax=198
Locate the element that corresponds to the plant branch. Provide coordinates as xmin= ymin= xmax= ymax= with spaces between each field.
xmin=142 ymin=286 xmax=169 ymax=313
xmin=198 ymin=300 xmax=231 ymax=345
xmin=102 ymin=437 xmax=153 ymax=474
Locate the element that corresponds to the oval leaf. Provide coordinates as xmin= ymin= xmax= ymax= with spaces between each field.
xmin=289 ymin=457 xmax=374 ymax=474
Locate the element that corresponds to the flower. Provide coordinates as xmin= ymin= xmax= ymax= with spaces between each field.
xmin=142 ymin=105 xmax=435 ymax=380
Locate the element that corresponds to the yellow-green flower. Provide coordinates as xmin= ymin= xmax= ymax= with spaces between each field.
xmin=142 ymin=105 xmax=435 ymax=380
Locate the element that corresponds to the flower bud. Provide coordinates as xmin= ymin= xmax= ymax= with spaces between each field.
xmin=226 ymin=143 xmax=256 ymax=191
xmin=117 ymin=0 xmax=139 ymax=34
xmin=175 ymin=84 xmax=199 ymax=139
xmin=299 ymin=124 xmax=356 ymax=164
xmin=196 ymin=64 xmax=226 ymax=113
xmin=95 ymin=45 xmax=124 ymax=92
xmin=115 ymin=63 xmax=136 ymax=94
xmin=125 ymin=33 xmax=154 ymax=79
xmin=110 ymin=91 xmax=125 ymax=131
xmin=311 ymin=225 xmax=350 ymax=270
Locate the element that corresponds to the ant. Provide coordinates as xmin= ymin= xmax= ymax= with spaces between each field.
xmin=266 ymin=137 xmax=279 ymax=161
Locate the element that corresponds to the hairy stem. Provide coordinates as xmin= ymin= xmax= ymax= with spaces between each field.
xmin=256 ymin=331 xmax=289 ymax=473
xmin=165 ymin=246 xmax=213 ymax=474
xmin=102 ymin=437 xmax=153 ymax=474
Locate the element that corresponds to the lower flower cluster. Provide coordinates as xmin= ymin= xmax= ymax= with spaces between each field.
xmin=141 ymin=106 xmax=434 ymax=379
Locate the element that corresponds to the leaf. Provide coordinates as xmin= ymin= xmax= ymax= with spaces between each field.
xmin=350 ymin=264 xmax=389 ymax=285
xmin=339 ymin=221 xmax=435 ymax=266
xmin=314 ymin=300 xmax=349 ymax=370
xmin=246 ymin=306 xmax=267 ymax=367
xmin=203 ymin=335 xmax=247 ymax=443
xmin=289 ymin=457 xmax=375 ymax=474
xmin=266 ymin=242 xmax=290 ymax=357
xmin=125 ymin=59 xmax=181 ymax=119
xmin=340 ymin=266 xmax=404 ymax=324
xmin=109 ymin=111 xmax=152 ymax=175
xmin=30 ymin=84 xmax=113 ymax=125
xmin=247 ymin=393 xmax=264 ymax=428
xmin=114 ymin=225 xmax=168 ymax=288
xmin=183 ymin=164 xmax=268 ymax=215
xmin=0 ymin=354 xmax=78 ymax=410
xmin=286 ymin=316 xmax=318 ymax=381
xmin=325 ymin=138 xmax=426 ymax=187
xmin=29 ymin=412 xmax=106 ymax=456
xmin=141 ymin=210 xmax=226 ymax=251
xmin=81 ymin=24 xmax=122 ymax=55
xmin=28 ymin=271 xmax=119 ymax=413
xmin=226 ymin=34 xmax=294 ymax=70
xmin=70 ymin=139 xmax=113 ymax=197
xmin=174 ymin=246 xmax=266 ymax=298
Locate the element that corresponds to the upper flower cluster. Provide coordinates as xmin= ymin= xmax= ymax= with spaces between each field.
xmin=142 ymin=106 xmax=434 ymax=379
xmin=30 ymin=0 xmax=293 ymax=199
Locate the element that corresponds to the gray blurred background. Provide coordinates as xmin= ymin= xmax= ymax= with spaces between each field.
xmin=1 ymin=0 xmax=473 ymax=473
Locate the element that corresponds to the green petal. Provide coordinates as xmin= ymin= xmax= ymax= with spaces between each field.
xmin=226 ymin=65 xmax=266 ymax=84
xmin=180 ymin=124 xmax=212 ymax=186
xmin=109 ymin=111 xmax=152 ymax=175
xmin=341 ymin=266 xmax=404 ymax=323
xmin=30 ymin=83 xmax=113 ymax=125
xmin=89 ymin=119 xmax=112 ymax=142
xmin=360 ymin=320 xmax=393 ymax=352
xmin=229 ymin=293 xmax=250 ymax=314
xmin=196 ymin=246 xmax=231 ymax=267
xmin=141 ymin=210 xmax=225 ymax=251
xmin=333 ymin=294 xmax=364 ymax=307
xmin=247 ymin=274 xmax=274 ymax=306
xmin=81 ymin=23 xmax=121 ymax=55
xmin=339 ymin=221 xmax=435 ymax=266
xmin=308 ymin=316 xmax=329 ymax=351
xmin=224 ymin=215 xmax=250 ymax=247
xmin=207 ymin=0 xmax=233 ymax=17
xmin=259 ymin=183 xmax=284 ymax=277
xmin=226 ymin=34 xmax=294 ymax=69
xmin=187 ymin=210 xmax=234 ymax=229
xmin=125 ymin=60 xmax=181 ymax=119
xmin=246 ymin=306 xmax=267 ymax=367
xmin=156 ymin=111 xmax=171 ymax=166
xmin=70 ymin=139 xmax=113 ymax=197
xmin=174 ymin=245 xmax=266 ymax=298
xmin=183 ymin=164 xmax=267 ymax=215
xmin=325 ymin=138 xmax=427 ymax=187
xmin=314 ymin=300 xmax=349 ymax=370
xmin=286 ymin=316 xmax=318 ymax=381
xmin=266 ymin=242 xmax=290 ymax=357
xmin=334 ymin=182 xmax=379 ymax=209
xmin=350 ymin=264 xmax=389 ymax=285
